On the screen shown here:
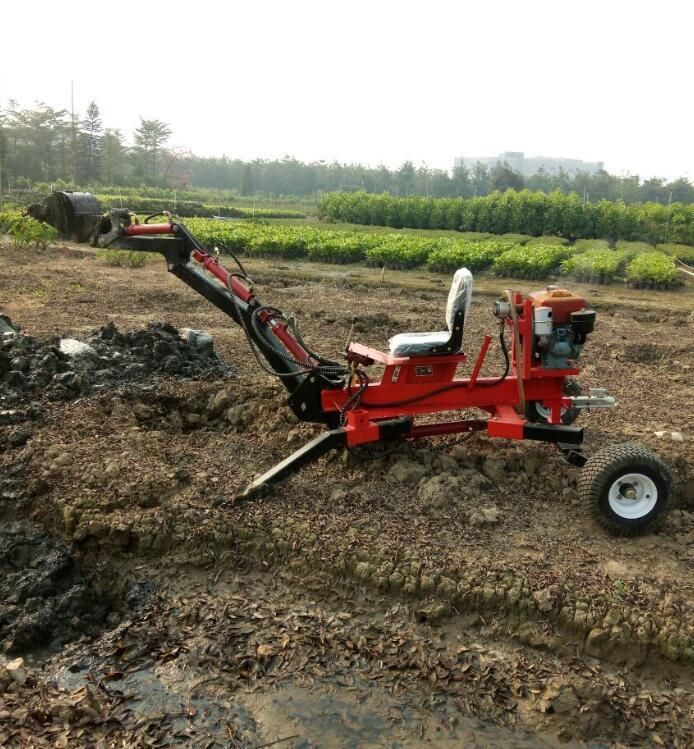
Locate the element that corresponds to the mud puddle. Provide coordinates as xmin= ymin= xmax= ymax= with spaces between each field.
xmin=55 ymin=659 xmax=579 ymax=748
xmin=237 ymin=678 xmax=581 ymax=749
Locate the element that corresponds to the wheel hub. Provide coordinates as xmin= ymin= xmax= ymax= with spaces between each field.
xmin=620 ymin=484 xmax=637 ymax=500
xmin=608 ymin=473 xmax=657 ymax=519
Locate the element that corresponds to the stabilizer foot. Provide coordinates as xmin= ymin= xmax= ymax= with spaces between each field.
xmin=236 ymin=428 xmax=347 ymax=500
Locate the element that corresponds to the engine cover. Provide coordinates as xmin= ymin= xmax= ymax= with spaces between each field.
xmin=528 ymin=287 xmax=587 ymax=324
xmin=529 ymin=287 xmax=595 ymax=369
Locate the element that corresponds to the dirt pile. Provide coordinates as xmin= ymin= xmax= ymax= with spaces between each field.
xmin=0 ymin=318 xmax=229 ymax=421
xmin=0 ymin=523 xmax=121 ymax=654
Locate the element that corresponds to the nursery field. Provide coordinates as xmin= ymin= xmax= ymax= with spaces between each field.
xmin=5 ymin=183 xmax=694 ymax=290
xmin=184 ymin=217 xmax=687 ymax=288
xmin=2 ymin=207 xmax=690 ymax=288
xmin=0 ymin=238 xmax=693 ymax=747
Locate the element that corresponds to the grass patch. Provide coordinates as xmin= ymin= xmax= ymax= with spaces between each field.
xmin=573 ymin=238 xmax=611 ymax=252
xmin=526 ymin=236 xmax=570 ymax=248
xmin=657 ymin=243 xmax=694 ymax=264
xmin=98 ymin=249 xmax=154 ymax=268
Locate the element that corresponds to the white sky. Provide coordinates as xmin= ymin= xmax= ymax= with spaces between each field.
xmin=1 ymin=0 xmax=692 ymax=179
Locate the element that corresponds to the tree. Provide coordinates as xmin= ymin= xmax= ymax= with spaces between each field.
xmin=452 ymin=164 xmax=470 ymax=197
xmin=77 ymin=100 xmax=103 ymax=183
xmin=5 ymin=102 xmax=69 ymax=182
xmin=491 ymin=161 xmax=524 ymax=192
xmin=240 ymin=164 xmax=254 ymax=196
xmin=470 ymin=162 xmax=491 ymax=196
xmin=667 ymin=177 xmax=694 ymax=204
xmin=397 ymin=161 xmax=415 ymax=197
xmin=2 ymin=99 xmax=694 ymax=204
xmin=641 ymin=177 xmax=666 ymax=204
xmin=373 ymin=164 xmax=393 ymax=193
xmin=526 ymin=166 xmax=554 ymax=193
xmin=133 ymin=117 xmax=172 ymax=183
xmin=161 ymin=146 xmax=194 ymax=189
xmin=553 ymin=167 xmax=571 ymax=193
xmin=430 ymin=168 xmax=453 ymax=197
xmin=101 ymin=129 xmax=126 ymax=184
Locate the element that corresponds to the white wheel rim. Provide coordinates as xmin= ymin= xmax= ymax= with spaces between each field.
xmin=608 ymin=473 xmax=658 ymax=519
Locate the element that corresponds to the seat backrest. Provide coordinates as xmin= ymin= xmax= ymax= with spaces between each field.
xmin=445 ymin=267 xmax=473 ymax=333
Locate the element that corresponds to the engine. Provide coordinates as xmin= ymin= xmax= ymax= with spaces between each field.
xmin=528 ymin=287 xmax=596 ymax=369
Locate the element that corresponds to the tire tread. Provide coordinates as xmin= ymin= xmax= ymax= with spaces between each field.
xmin=578 ymin=443 xmax=672 ymax=536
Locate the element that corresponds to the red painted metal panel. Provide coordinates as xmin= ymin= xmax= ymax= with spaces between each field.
xmin=468 ymin=334 xmax=492 ymax=388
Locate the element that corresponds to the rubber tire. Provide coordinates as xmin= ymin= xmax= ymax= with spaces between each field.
xmin=525 ymin=377 xmax=581 ymax=426
xmin=578 ymin=443 xmax=672 ymax=536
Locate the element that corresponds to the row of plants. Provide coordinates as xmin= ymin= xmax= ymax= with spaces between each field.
xmin=318 ymin=190 xmax=694 ymax=246
xmin=0 ymin=210 xmax=680 ymax=287
xmin=13 ymin=182 xmax=316 ymax=207
xmin=95 ymin=195 xmax=306 ymax=220
xmin=184 ymin=218 xmax=681 ymax=288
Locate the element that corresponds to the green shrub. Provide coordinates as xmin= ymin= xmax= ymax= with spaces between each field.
xmin=305 ymin=232 xmax=369 ymax=263
xmin=365 ymin=236 xmax=437 ymax=268
xmin=562 ymin=249 xmax=626 ymax=283
xmin=0 ymin=209 xmax=22 ymax=234
xmin=625 ymin=252 xmax=678 ymax=288
xmin=138 ymin=217 xmax=686 ymax=290
xmin=493 ymin=244 xmax=572 ymax=279
xmin=127 ymin=251 xmax=148 ymax=268
xmin=99 ymin=249 xmax=126 ymax=266
xmin=427 ymin=240 xmax=517 ymax=272
xmin=0 ymin=210 xmax=57 ymax=249
xmin=244 ymin=226 xmax=307 ymax=259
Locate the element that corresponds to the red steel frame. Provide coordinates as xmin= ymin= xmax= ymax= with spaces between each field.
xmin=321 ymin=293 xmax=578 ymax=447
xmin=126 ymin=221 xmax=578 ymax=449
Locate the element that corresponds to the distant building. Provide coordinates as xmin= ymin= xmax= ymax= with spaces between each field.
xmin=454 ymin=151 xmax=604 ymax=176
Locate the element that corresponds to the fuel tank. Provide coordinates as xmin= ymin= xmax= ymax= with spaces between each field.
xmin=528 ymin=287 xmax=587 ymax=325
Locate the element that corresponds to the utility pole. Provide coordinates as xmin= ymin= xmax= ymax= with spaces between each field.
xmin=0 ymin=122 xmax=3 ymax=207
xmin=70 ymin=81 xmax=77 ymax=188
xmin=0 ymin=79 xmax=4 ymax=205
xmin=665 ymin=190 xmax=673 ymax=242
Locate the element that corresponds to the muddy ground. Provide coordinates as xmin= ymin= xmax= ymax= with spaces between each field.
xmin=0 ymin=242 xmax=693 ymax=748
